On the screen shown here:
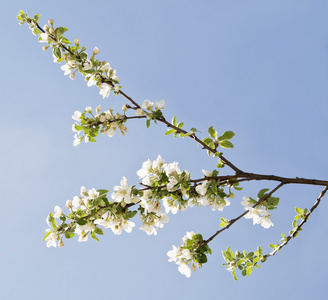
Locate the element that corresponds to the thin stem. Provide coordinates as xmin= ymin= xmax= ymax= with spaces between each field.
xmin=263 ymin=186 xmax=328 ymax=258
xmin=202 ymin=183 xmax=285 ymax=246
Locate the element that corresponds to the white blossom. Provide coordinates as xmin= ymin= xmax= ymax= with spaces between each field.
xmin=72 ymin=111 xmax=82 ymax=122
xmin=155 ymin=99 xmax=165 ymax=110
xmin=141 ymin=100 xmax=154 ymax=110
xmin=99 ymin=83 xmax=111 ymax=99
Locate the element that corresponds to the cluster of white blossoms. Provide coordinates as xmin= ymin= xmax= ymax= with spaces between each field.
xmin=189 ymin=169 xmax=231 ymax=211
xmin=242 ymin=196 xmax=274 ymax=229
xmin=167 ymin=231 xmax=205 ymax=278
xmin=136 ymin=99 xmax=165 ymax=116
xmin=72 ymin=105 xmax=127 ymax=146
xmin=29 ymin=16 xmax=121 ymax=98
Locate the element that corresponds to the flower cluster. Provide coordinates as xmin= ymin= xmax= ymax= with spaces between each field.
xmin=167 ymin=232 xmax=212 ymax=277
xmin=17 ymin=10 xmax=121 ymax=99
xmin=241 ymin=196 xmax=274 ymax=229
xmin=72 ymin=105 xmax=128 ymax=146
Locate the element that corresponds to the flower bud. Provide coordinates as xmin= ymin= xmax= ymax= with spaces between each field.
xmin=122 ymin=105 xmax=127 ymax=112
xmin=49 ymin=28 xmax=55 ymax=35
xmin=42 ymin=46 xmax=49 ymax=51
xmin=74 ymin=38 xmax=80 ymax=45
xmin=96 ymin=105 xmax=101 ymax=112
xmin=84 ymin=198 xmax=90 ymax=206
xmin=48 ymin=19 xmax=54 ymax=26
xmin=69 ymin=73 xmax=75 ymax=80
xmin=85 ymin=106 xmax=92 ymax=113
xmin=43 ymin=25 xmax=50 ymax=31
xmin=191 ymin=264 xmax=196 ymax=272
xmin=93 ymin=47 xmax=100 ymax=55
xmin=78 ymin=198 xmax=84 ymax=206
xmin=82 ymin=46 xmax=86 ymax=51
xmin=58 ymin=240 xmax=64 ymax=247
xmin=135 ymin=108 xmax=144 ymax=116
xmin=65 ymin=200 xmax=72 ymax=209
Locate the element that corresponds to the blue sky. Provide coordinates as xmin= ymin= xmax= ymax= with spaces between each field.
xmin=1 ymin=1 xmax=328 ymax=299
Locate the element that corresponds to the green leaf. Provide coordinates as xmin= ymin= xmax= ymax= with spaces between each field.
xmin=165 ymin=129 xmax=175 ymax=135
xmin=76 ymin=218 xmax=87 ymax=225
xmin=94 ymin=227 xmax=104 ymax=235
xmin=232 ymin=269 xmax=238 ymax=281
xmin=65 ymin=232 xmax=75 ymax=239
xmin=177 ymin=122 xmax=184 ymax=128
xmin=219 ymin=140 xmax=233 ymax=148
xmin=258 ymin=188 xmax=269 ymax=199
xmin=91 ymin=231 xmax=99 ymax=242
xmin=202 ymin=137 xmax=213 ymax=145
xmin=43 ymin=231 xmax=52 ymax=241
xmin=295 ymin=207 xmax=304 ymax=215
xmin=246 ymin=266 xmax=253 ymax=276
xmin=98 ymin=189 xmax=109 ymax=196
xmin=210 ymin=181 xmax=218 ymax=195
xmin=221 ymin=131 xmax=235 ymax=140
xmin=196 ymin=253 xmax=208 ymax=264
xmin=146 ymin=119 xmax=151 ymax=128
xmin=253 ymin=257 xmax=261 ymax=264
xmin=172 ymin=116 xmax=177 ymax=126
xmin=292 ymin=220 xmax=297 ymax=228
xmin=208 ymin=126 xmax=217 ymax=138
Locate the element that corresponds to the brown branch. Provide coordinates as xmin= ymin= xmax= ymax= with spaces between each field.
xmin=202 ymin=183 xmax=285 ymax=246
xmin=263 ymin=185 xmax=328 ymax=258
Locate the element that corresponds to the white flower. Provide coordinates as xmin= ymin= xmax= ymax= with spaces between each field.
xmin=178 ymin=262 xmax=192 ymax=278
xmin=99 ymin=83 xmax=111 ymax=99
xmin=73 ymin=135 xmax=82 ymax=146
xmin=135 ymin=108 xmax=144 ymax=116
xmin=165 ymin=162 xmax=181 ymax=177
xmin=182 ymin=231 xmax=195 ymax=243
xmin=39 ymin=33 xmax=48 ymax=43
xmin=256 ymin=216 xmax=274 ymax=229
xmin=202 ymin=169 xmax=212 ymax=177
xmin=141 ymin=100 xmax=154 ymax=110
xmin=195 ymin=181 xmax=208 ymax=196
xmin=114 ymin=84 xmax=120 ymax=92
xmin=155 ymin=99 xmax=165 ymax=110
xmin=153 ymin=155 xmax=164 ymax=169
xmin=53 ymin=206 xmax=62 ymax=218
xmin=140 ymin=223 xmax=157 ymax=236
xmin=111 ymin=177 xmax=132 ymax=203
xmin=61 ymin=63 xmax=71 ymax=75
xmin=106 ymin=127 xmax=115 ymax=137
xmin=75 ymin=224 xmax=93 ymax=242
xmin=72 ymin=111 xmax=82 ymax=122
xmin=88 ymin=188 xmax=99 ymax=199
xmin=52 ymin=53 xmax=59 ymax=63
xmin=100 ymin=62 xmax=111 ymax=72
xmin=85 ymin=106 xmax=92 ymax=113
xmin=87 ymin=75 xmax=97 ymax=87
xmin=137 ymin=159 xmax=152 ymax=178
xmin=45 ymin=232 xmax=59 ymax=248
xmin=167 ymin=245 xmax=180 ymax=263
xmin=82 ymin=60 xmax=93 ymax=71
xmin=241 ymin=196 xmax=251 ymax=207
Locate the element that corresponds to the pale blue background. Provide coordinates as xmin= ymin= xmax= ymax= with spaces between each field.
xmin=1 ymin=1 xmax=328 ymax=299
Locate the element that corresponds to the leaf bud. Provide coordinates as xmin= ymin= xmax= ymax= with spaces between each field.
xmin=48 ymin=19 xmax=54 ymax=26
